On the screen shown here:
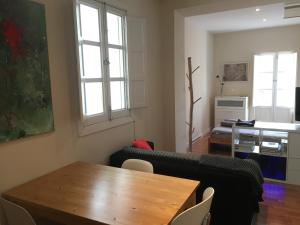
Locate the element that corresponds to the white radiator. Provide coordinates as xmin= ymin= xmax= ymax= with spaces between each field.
xmin=215 ymin=96 xmax=249 ymax=127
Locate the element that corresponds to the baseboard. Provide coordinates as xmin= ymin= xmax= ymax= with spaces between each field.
xmin=192 ymin=128 xmax=211 ymax=143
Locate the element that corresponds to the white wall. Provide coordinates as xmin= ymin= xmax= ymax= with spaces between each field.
xmin=213 ymin=24 xmax=300 ymax=113
xmin=161 ymin=0 xmax=283 ymax=151
xmin=0 ymin=0 xmax=164 ymax=193
xmin=184 ymin=19 xmax=214 ymax=149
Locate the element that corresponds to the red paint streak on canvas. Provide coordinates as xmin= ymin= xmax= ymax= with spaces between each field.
xmin=1 ymin=19 xmax=22 ymax=59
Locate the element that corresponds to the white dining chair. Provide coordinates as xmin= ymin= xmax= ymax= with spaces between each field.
xmin=0 ymin=198 xmax=36 ymax=225
xmin=171 ymin=187 xmax=215 ymax=225
xmin=121 ymin=159 xmax=154 ymax=173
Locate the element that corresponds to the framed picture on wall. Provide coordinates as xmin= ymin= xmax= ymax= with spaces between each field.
xmin=0 ymin=0 xmax=54 ymax=144
xmin=223 ymin=63 xmax=248 ymax=81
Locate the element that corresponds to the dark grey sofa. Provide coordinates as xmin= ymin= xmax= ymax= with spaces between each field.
xmin=109 ymin=147 xmax=264 ymax=225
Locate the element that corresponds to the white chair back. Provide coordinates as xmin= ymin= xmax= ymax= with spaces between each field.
xmin=0 ymin=198 xmax=36 ymax=225
xmin=121 ymin=159 xmax=154 ymax=173
xmin=171 ymin=187 xmax=215 ymax=225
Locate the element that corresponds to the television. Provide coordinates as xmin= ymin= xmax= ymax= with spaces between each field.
xmin=296 ymin=87 xmax=300 ymax=121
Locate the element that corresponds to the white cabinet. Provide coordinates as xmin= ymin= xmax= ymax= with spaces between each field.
xmin=288 ymin=158 xmax=300 ymax=170
xmin=288 ymin=132 xmax=300 ymax=158
xmin=288 ymin=169 xmax=300 ymax=185
xmin=288 ymin=132 xmax=300 ymax=185
xmin=233 ymin=124 xmax=288 ymax=181
xmin=232 ymin=122 xmax=300 ymax=184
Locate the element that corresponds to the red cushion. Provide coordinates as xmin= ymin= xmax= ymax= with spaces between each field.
xmin=132 ymin=139 xmax=152 ymax=150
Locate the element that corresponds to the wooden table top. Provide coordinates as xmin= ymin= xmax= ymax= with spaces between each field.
xmin=3 ymin=162 xmax=200 ymax=225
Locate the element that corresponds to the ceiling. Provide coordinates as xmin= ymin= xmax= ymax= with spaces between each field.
xmin=189 ymin=3 xmax=300 ymax=33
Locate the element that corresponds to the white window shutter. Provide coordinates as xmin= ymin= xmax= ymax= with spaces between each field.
xmin=127 ymin=17 xmax=147 ymax=109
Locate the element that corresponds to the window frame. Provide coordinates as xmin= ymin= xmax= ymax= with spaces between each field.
xmin=105 ymin=5 xmax=130 ymax=120
xmin=253 ymin=53 xmax=275 ymax=108
xmin=74 ymin=0 xmax=131 ymax=132
xmin=252 ymin=51 xmax=297 ymax=109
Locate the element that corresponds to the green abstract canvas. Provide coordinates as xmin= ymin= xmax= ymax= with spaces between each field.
xmin=0 ymin=0 xmax=54 ymax=143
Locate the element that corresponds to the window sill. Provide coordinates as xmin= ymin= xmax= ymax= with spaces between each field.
xmin=78 ymin=116 xmax=134 ymax=137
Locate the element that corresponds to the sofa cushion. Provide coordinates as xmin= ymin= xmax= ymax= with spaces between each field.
xmin=199 ymin=155 xmax=263 ymax=190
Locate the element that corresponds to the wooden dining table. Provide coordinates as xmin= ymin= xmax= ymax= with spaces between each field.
xmin=3 ymin=162 xmax=200 ymax=225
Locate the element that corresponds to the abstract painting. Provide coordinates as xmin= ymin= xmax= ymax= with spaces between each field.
xmin=223 ymin=63 xmax=248 ymax=81
xmin=0 ymin=0 xmax=54 ymax=143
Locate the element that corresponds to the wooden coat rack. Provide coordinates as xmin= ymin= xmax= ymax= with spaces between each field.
xmin=186 ymin=57 xmax=201 ymax=152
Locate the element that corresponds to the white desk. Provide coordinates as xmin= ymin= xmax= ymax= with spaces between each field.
xmin=254 ymin=121 xmax=300 ymax=132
